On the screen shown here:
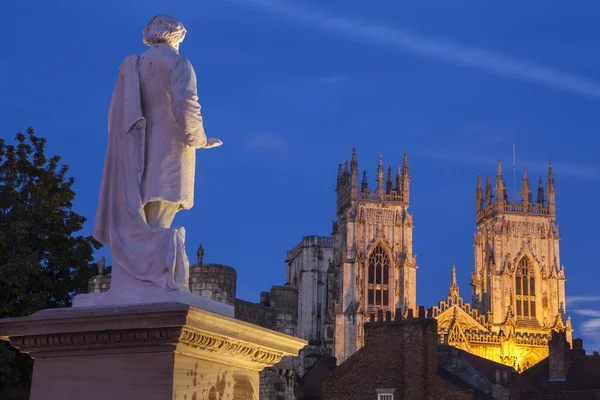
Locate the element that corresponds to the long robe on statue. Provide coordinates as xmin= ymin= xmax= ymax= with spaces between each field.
xmin=94 ymin=45 xmax=207 ymax=291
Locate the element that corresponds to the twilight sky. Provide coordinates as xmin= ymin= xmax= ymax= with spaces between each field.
xmin=3 ymin=1 xmax=600 ymax=349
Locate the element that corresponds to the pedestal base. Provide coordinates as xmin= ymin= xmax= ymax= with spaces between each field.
xmin=0 ymin=303 xmax=306 ymax=400
xmin=72 ymin=287 xmax=234 ymax=317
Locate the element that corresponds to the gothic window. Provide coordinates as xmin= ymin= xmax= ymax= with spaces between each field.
xmin=515 ymin=258 xmax=536 ymax=319
xmin=367 ymin=245 xmax=391 ymax=310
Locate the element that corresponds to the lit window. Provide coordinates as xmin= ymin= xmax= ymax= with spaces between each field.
xmin=515 ymin=258 xmax=536 ymax=319
xmin=367 ymin=245 xmax=391 ymax=310
xmin=376 ymin=388 xmax=395 ymax=400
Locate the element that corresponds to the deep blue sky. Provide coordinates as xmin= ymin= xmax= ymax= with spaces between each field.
xmin=3 ymin=1 xmax=600 ymax=349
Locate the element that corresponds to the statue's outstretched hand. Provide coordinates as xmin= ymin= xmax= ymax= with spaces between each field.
xmin=186 ymin=135 xmax=223 ymax=149
xmin=202 ymin=138 xmax=223 ymax=149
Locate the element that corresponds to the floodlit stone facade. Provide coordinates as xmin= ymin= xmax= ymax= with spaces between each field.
xmin=432 ymin=162 xmax=572 ymax=372
xmin=330 ymin=148 xmax=417 ymax=363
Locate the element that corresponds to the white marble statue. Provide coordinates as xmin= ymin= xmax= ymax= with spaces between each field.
xmin=93 ymin=15 xmax=222 ymax=294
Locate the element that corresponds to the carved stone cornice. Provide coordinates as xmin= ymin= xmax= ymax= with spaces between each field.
xmin=1 ymin=303 xmax=306 ymax=372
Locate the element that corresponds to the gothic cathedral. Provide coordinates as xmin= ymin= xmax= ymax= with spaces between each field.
xmin=290 ymin=149 xmax=572 ymax=371
xmin=330 ymin=148 xmax=417 ymax=363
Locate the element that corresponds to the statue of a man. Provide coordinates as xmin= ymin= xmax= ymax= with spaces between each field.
xmin=93 ymin=15 xmax=222 ymax=293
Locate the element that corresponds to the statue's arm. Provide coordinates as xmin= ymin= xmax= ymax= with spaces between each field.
xmin=170 ymin=57 xmax=208 ymax=148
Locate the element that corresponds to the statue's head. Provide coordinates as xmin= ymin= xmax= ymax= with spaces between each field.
xmin=143 ymin=15 xmax=187 ymax=50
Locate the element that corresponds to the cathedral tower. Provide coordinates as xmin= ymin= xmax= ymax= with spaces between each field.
xmin=471 ymin=162 xmax=569 ymax=341
xmin=330 ymin=148 xmax=416 ymax=362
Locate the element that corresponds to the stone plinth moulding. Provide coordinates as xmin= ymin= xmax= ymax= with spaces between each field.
xmin=0 ymin=303 xmax=307 ymax=400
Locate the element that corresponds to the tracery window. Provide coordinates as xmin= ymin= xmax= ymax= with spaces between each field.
xmin=367 ymin=245 xmax=390 ymax=309
xmin=515 ymin=257 xmax=536 ymax=318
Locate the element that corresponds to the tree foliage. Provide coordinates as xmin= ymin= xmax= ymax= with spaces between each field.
xmin=0 ymin=128 xmax=101 ymax=384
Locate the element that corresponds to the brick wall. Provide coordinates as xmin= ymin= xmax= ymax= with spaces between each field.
xmin=549 ymin=330 xmax=570 ymax=381
xmin=322 ymin=314 xmax=473 ymax=400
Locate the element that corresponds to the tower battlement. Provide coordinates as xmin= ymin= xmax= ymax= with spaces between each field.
xmin=475 ymin=161 xmax=556 ymax=224
xmin=336 ymin=148 xmax=410 ymax=214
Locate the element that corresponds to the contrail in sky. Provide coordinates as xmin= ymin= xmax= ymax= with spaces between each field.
xmin=226 ymin=0 xmax=600 ymax=101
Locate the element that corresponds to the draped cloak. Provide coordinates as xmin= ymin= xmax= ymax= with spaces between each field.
xmin=93 ymin=53 xmax=193 ymax=291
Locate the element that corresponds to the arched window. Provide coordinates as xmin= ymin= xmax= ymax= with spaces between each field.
xmin=367 ymin=245 xmax=391 ymax=309
xmin=515 ymin=258 xmax=536 ymax=319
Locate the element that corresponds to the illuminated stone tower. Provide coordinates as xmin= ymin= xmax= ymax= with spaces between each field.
xmin=433 ymin=162 xmax=571 ymax=371
xmin=330 ymin=148 xmax=416 ymax=363
xmin=472 ymin=162 xmax=570 ymax=358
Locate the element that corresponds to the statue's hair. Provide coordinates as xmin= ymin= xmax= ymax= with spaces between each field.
xmin=143 ymin=15 xmax=186 ymax=47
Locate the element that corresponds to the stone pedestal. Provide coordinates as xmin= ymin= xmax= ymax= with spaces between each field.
xmin=0 ymin=303 xmax=307 ymax=400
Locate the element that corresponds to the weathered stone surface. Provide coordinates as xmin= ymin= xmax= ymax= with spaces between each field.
xmin=330 ymin=150 xmax=416 ymax=363
xmin=235 ymin=285 xmax=298 ymax=337
xmin=286 ymin=235 xmax=334 ymax=345
xmin=189 ymin=263 xmax=237 ymax=307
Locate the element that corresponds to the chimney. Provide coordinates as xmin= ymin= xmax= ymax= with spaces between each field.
xmin=363 ymin=315 xmax=438 ymax=398
xmin=549 ymin=331 xmax=570 ymax=381
xmin=571 ymin=337 xmax=586 ymax=357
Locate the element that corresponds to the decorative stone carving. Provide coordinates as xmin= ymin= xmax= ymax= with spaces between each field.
xmin=0 ymin=303 xmax=307 ymax=400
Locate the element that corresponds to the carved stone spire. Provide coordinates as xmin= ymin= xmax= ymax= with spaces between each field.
xmin=386 ymin=166 xmax=394 ymax=193
xmin=537 ymin=177 xmax=545 ymax=205
xmin=361 ymin=170 xmax=368 ymax=192
xmin=496 ymin=160 xmax=507 ymax=205
xmin=520 ymin=168 xmax=532 ymax=206
xmin=395 ymin=164 xmax=402 ymax=191
xmin=547 ymin=162 xmax=555 ymax=193
xmin=336 ymin=163 xmax=343 ymax=190
xmin=449 ymin=265 xmax=459 ymax=298
xmin=547 ymin=161 xmax=556 ymax=215
xmin=476 ymin=174 xmax=483 ymax=212
xmin=485 ymin=173 xmax=493 ymax=207
xmin=377 ymin=155 xmax=384 ymax=194
xmin=343 ymin=160 xmax=350 ymax=186
xmin=350 ymin=147 xmax=358 ymax=189
xmin=401 ymin=153 xmax=410 ymax=204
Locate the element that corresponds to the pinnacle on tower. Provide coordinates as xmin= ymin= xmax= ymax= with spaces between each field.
xmin=350 ymin=147 xmax=358 ymax=189
xmin=386 ymin=166 xmax=394 ymax=193
xmin=361 ymin=170 xmax=368 ymax=192
xmin=537 ymin=177 xmax=545 ymax=205
xmin=547 ymin=163 xmax=555 ymax=193
xmin=476 ymin=174 xmax=483 ymax=211
xmin=400 ymin=153 xmax=411 ymax=204
xmin=343 ymin=160 xmax=350 ymax=186
xmin=377 ymin=155 xmax=384 ymax=193
xmin=402 ymin=152 xmax=410 ymax=179
xmin=395 ymin=164 xmax=402 ymax=191
xmin=521 ymin=168 xmax=532 ymax=205
xmin=485 ymin=173 xmax=493 ymax=207
xmin=336 ymin=163 xmax=343 ymax=190
xmin=547 ymin=161 xmax=556 ymax=215
xmin=449 ymin=265 xmax=459 ymax=298
xmin=496 ymin=160 xmax=507 ymax=204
